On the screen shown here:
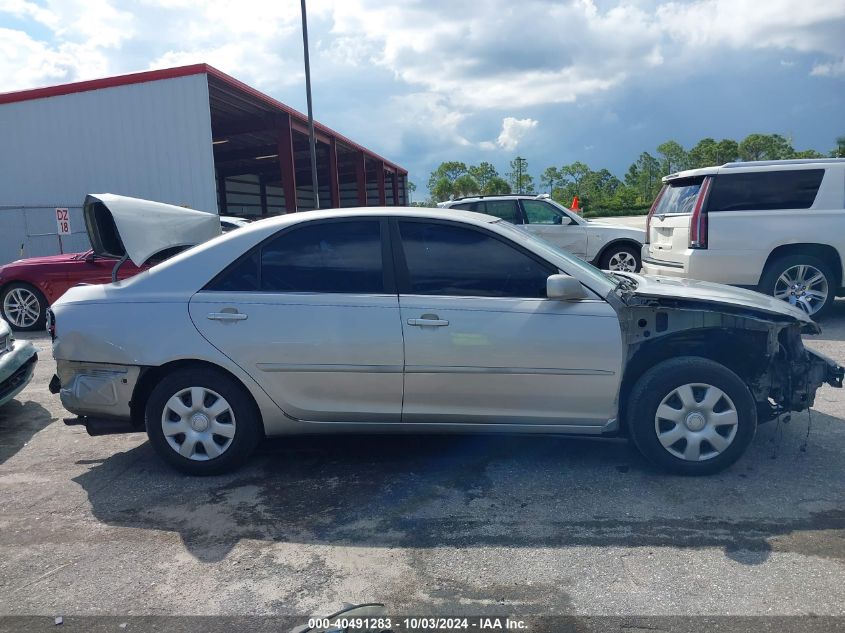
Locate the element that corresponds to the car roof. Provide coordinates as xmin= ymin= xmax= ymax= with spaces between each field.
xmin=664 ymin=158 xmax=845 ymax=182
xmin=243 ymin=206 xmax=499 ymax=229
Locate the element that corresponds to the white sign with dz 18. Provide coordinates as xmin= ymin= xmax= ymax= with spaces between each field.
xmin=55 ymin=208 xmax=71 ymax=235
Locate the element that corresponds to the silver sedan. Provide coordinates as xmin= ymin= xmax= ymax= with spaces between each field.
xmin=50 ymin=206 xmax=842 ymax=476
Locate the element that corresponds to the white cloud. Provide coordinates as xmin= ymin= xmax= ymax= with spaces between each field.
xmin=811 ymin=56 xmax=845 ymax=77
xmin=495 ymin=117 xmax=538 ymax=151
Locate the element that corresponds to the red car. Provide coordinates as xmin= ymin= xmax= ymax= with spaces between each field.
xmin=0 ymin=250 xmax=146 ymax=331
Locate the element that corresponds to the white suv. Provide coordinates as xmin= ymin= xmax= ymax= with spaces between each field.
xmin=438 ymin=194 xmax=646 ymax=272
xmin=642 ymin=159 xmax=845 ymax=318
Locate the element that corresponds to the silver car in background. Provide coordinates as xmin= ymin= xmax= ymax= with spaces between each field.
xmin=49 ymin=205 xmax=842 ymax=476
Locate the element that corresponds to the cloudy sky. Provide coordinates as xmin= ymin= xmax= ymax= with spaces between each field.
xmin=1 ymin=0 xmax=843 ymax=193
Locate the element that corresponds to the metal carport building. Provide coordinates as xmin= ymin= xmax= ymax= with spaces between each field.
xmin=0 ymin=64 xmax=408 ymax=264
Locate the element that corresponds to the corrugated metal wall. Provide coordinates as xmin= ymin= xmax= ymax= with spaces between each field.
xmin=0 ymin=74 xmax=217 ymax=265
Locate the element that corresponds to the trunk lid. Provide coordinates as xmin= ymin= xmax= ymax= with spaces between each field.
xmin=83 ymin=194 xmax=221 ymax=267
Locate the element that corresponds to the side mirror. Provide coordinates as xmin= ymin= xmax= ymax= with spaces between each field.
xmin=547 ymin=274 xmax=587 ymax=300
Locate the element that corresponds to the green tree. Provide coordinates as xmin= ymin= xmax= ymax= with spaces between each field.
xmin=507 ymin=157 xmax=534 ymax=194
xmin=540 ymin=166 xmax=560 ymax=195
xmin=467 ymin=162 xmax=499 ymax=190
xmin=833 ymin=135 xmax=845 ymax=158
xmin=738 ymin=133 xmax=794 ymax=161
xmin=559 ymin=161 xmax=591 ymax=195
xmin=482 ymin=176 xmax=511 ymax=195
xmin=656 ymin=140 xmax=689 ymax=174
xmin=427 ymin=161 xmax=468 ymax=193
xmin=407 ymin=181 xmax=416 ymax=203
xmin=625 ymin=152 xmax=662 ymax=203
xmin=452 ymin=174 xmax=481 ymax=198
xmin=430 ymin=176 xmax=455 ymax=203
xmin=715 ymin=139 xmax=739 ymax=163
xmin=792 ymin=149 xmax=826 ymax=159
xmin=687 ymin=137 xmax=719 ymax=168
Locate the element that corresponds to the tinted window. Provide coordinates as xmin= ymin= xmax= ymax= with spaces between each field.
xmin=653 ymin=178 xmax=703 ymax=215
xmin=206 ymin=221 xmax=383 ymax=293
xmin=450 ymin=202 xmax=476 ymax=211
xmin=479 ymin=200 xmax=520 ymax=223
xmin=261 ymin=221 xmax=383 ymax=293
xmin=522 ymin=200 xmax=566 ymax=225
xmin=707 ymin=169 xmax=825 ymax=212
xmin=208 ymin=251 xmax=260 ymax=291
xmin=398 ymin=221 xmax=553 ymax=298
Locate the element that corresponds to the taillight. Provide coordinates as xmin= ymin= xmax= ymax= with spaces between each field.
xmin=644 ymin=185 xmax=666 ymax=244
xmin=689 ymin=176 xmax=712 ymax=249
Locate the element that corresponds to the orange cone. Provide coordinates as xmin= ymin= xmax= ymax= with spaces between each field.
xmin=571 ymin=196 xmax=580 ymax=213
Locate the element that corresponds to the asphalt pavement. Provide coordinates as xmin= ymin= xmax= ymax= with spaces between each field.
xmin=1 ymin=302 xmax=844 ymax=622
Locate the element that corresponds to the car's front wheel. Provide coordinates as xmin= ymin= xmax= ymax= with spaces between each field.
xmin=627 ymin=357 xmax=757 ymax=475
xmin=145 ymin=367 xmax=262 ymax=475
xmin=1 ymin=283 xmax=47 ymax=331
xmin=600 ymin=244 xmax=641 ymax=272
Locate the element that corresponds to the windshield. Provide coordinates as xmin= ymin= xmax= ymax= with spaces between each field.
xmin=494 ymin=220 xmax=620 ymax=294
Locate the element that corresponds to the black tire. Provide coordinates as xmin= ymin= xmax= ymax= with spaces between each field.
xmin=759 ymin=254 xmax=836 ymax=320
xmin=627 ymin=357 xmax=757 ymax=476
xmin=145 ymin=367 xmax=263 ymax=475
xmin=0 ymin=282 xmax=47 ymax=331
xmin=599 ymin=243 xmax=641 ymax=272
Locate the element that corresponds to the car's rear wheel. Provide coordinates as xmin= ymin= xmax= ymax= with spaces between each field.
xmin=759 ymin=254 xmax=835 ymax=319
xmin=145 ymin=367 xmax=262 ymax=475
xmin=627 ymin=357 xmax=757 ymax=475
xmin=1 ymin=283 xmax=47 ymax=331
xmin=600 ymin=244 xmax=641 ymax=272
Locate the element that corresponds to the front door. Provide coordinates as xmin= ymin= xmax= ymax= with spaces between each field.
xmin=394 ymin=219 xmax=623 ymax=428
xmin=190 ymin=219 xmax=404 ymax=423
xmin=520 ymin=199 xmax=588 ymax=259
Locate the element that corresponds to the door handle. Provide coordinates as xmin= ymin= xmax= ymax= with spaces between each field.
xmin=207 ymin=312 xmax=248 ymax=321
xmin=407 ymin=317 xmax=449 ymax=327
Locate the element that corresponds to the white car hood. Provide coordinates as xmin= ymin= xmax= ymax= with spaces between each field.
xmin=83 ymin=194 xmax=221 ymax=266
xmin=620 ymin=273 xmax=815 ymax=325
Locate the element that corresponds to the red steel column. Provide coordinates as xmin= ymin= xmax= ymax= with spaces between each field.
xmin=329 ymin=138 xmax=340 ymax=209
xmin=391 ymin=169 xmax=400 ymax=206
xmin=376 ymin=160 xmax=386 ymax=206
xmin=276 ymin=114 xmax=297 ymax=212
xmin=355 ymin=152 xmax=368 ymax=206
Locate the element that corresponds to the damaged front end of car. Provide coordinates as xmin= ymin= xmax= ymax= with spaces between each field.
xmin=612 ymin=278 xmax=844 ymax=425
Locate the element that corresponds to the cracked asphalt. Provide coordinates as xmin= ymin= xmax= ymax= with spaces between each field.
xmin=1 ymin=301 xmax=844 ymax=621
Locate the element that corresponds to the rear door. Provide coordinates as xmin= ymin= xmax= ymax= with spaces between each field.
xmin=190 ymin=218 xmax=404 ymax=423
xmin=645 ymin=176 xmax=705 ymax=265
xmin=520 ymin=199 xmax=588 ymax=258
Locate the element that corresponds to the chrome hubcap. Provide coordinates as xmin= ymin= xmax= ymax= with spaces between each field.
xmin=654 ymin=383 xmax=739 ymax=462
xmin=161 ymin=387 xmax=236 ymax=461
xmin=2 ymin=288 xmax=41 ymax=328
xmin=608 ymin=251 xmax=637 ymax=272
xmin=773 ymin=264 xmax=828 ymax=316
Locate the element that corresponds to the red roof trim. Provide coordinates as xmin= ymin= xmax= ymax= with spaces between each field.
xmin=0 ymin=64 xmax=210 ymax=106
xmin=0 ymin=63 xmax=407 ymax=175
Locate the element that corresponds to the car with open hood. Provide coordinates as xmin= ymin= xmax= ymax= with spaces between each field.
xmin=0 ymin=316 xmax=37 ymax=408
xmin=48 ymin=206 xmax=842 ymax=476
xmin=0 ymin=194 xmax=221 ymax=331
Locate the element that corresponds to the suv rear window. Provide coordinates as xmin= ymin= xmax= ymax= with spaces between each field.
xmin=707 ymin=169 xmax=825 ymax=211
xmin=653 ymin=177 xmax=704 ymax=215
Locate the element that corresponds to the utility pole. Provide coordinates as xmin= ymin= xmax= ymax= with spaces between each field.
xmin=300 ymin=0 xmax=319 ymax=209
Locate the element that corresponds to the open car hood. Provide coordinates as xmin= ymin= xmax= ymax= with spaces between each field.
xmin=83 ymin=194 xmax=221 ymax=266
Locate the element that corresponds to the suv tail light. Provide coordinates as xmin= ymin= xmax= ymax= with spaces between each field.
xmin=689 ymin=176 xmax=712 ymax=249
xmin=644 ymin=185 xmax=666 ymax=244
